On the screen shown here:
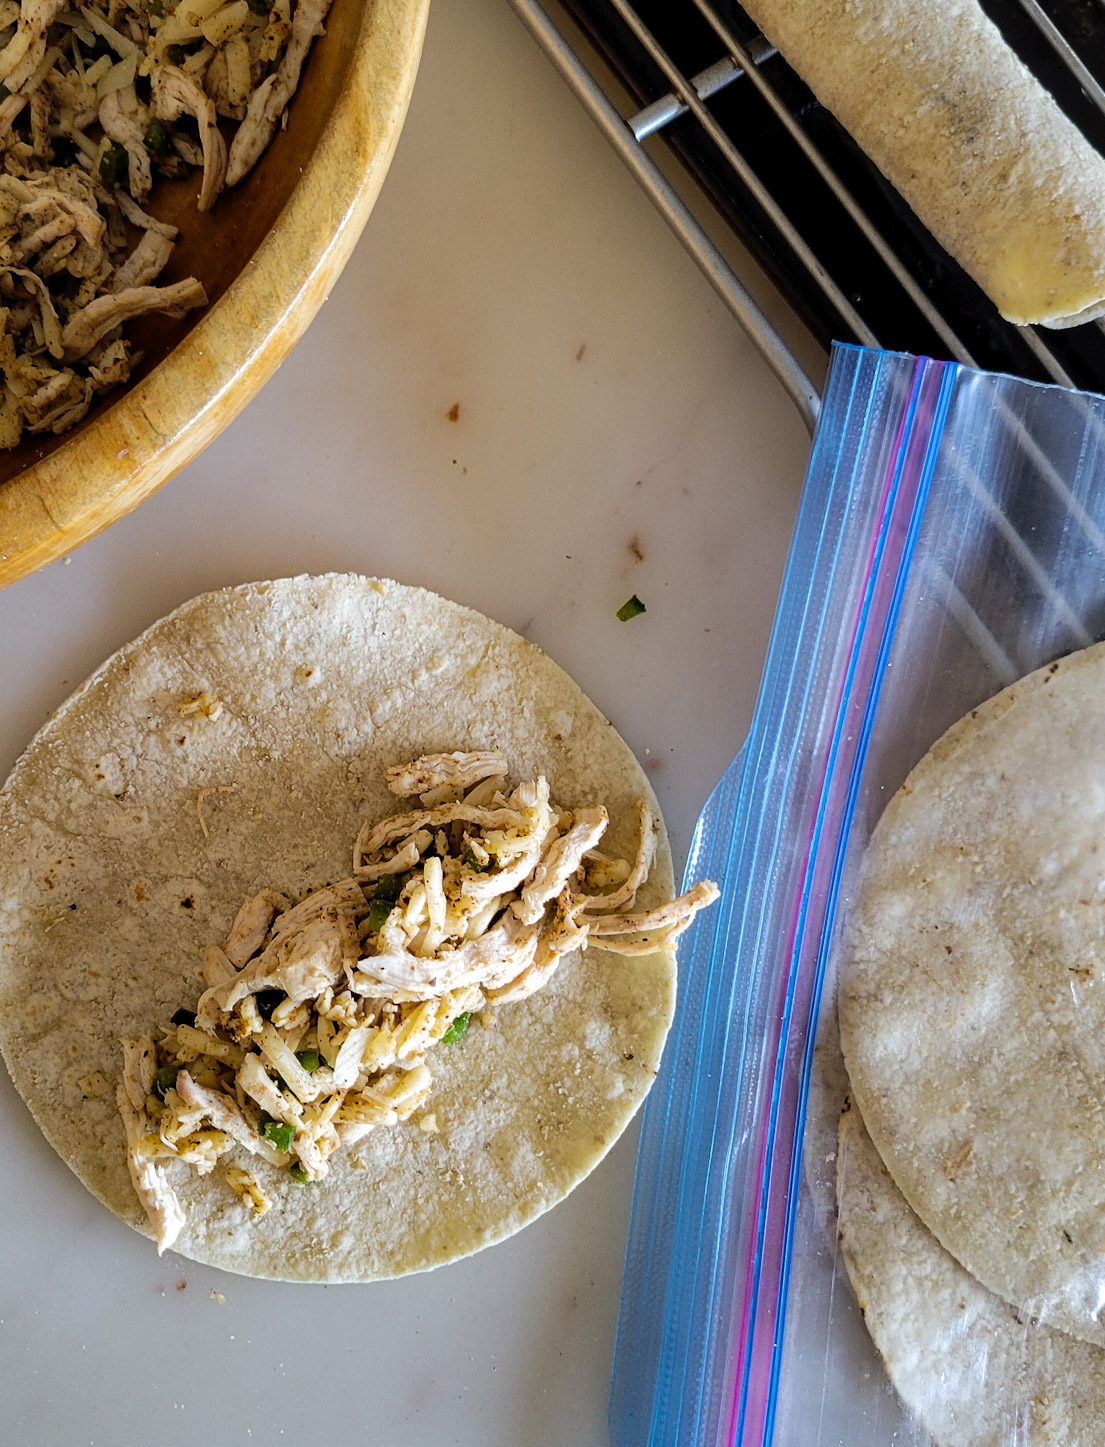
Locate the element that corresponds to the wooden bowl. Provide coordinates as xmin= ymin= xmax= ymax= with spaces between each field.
xmin=0 ymin=0 xmax=429 ymax=587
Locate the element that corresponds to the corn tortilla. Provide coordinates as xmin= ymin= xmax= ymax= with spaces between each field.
xmin=837 ymin=1099 xmax=1105 ymax=1447
xmin=0 ymin=574 xmax=676 ymax=1280
xmin=839 ymin=639 xmax=1105 ymax=1346
xmin=742 ymin=0 xmax=1105 ymax=327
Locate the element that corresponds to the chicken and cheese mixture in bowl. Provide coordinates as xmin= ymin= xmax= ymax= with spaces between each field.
xmin=0 ymin=576 xmax=706 ymax=1281
xmin=122 ymin=749 xmax=716 ymax=1253
xmin=0 ymin=0 xmax=330 ymax=443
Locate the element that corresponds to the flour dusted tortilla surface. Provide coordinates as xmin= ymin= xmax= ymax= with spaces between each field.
xmin=0 ymin=575 xmax=676 ymax=1280
xmin=839 ymin=639 xmax=1105 ymax=1346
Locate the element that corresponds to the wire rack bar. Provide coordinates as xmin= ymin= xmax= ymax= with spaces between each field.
xmin=507 ymin=0 xmax=822 ymax=431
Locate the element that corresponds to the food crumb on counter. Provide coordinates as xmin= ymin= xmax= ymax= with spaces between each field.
xmin=617 ymin=594 xmax=647 ymax=621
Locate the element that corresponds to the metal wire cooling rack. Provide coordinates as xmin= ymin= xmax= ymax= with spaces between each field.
xmin=507 ymin=0 xmax=1105 ymax=435
xmin=502 ymin=13 xmax=1105 ymax=1445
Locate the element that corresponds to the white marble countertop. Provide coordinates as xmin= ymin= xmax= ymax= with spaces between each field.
xmin=0 ymin=2 xmax=821 ymax=1442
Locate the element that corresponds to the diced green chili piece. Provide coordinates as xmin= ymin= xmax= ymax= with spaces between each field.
xmin=99 ymin=142 xmax=128 ymax=188
xmin=152 ymin=1064 xmax=179 ymax=1100
xmin=295 ymin=1048 xmax=320 ymax=1074
xmin=463 ymin=846 xmax=490 ymax=873
xmin=366 ymin=873 xmax=403 ymax=933
xmin=442 ymin=1012 xmax=472 ymax=1044
xmin=170 ymin=1007 xmax=197 ymax=1028
xmin=259 ymin=1115 xmax=294 ymax=1152
xmin=289 ymin=1162 xmax=313 ymax=1184
xmin=616 ymin=594 xmax=646 ymax=621
xmin=366 ymin=898 xmax=393 ymax=933
xmin=375 ymin=872 xmax=403 ymax=902
xmin=143 ymin=118 xmax=172 ymax=155
xmin=255 ymin=989 xmax=283 ymax=1019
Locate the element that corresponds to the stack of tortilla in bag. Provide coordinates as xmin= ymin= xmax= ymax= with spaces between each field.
xmin=835 ymin=641 xmax=1105 ymax=1445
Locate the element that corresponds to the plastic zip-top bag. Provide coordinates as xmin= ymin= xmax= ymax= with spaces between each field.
xmin=610 ymin=343 xmax=1105 ymax=1447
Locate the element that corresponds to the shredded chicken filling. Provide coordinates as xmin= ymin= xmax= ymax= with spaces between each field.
xmin=0 ymin=0 xmax=332 ymax=445
xmin=119 ymin=749 xmax=719 ymax=1254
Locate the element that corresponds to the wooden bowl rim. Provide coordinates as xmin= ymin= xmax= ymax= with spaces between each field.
xmin=0 ymin=0 xmax=430 ymax=589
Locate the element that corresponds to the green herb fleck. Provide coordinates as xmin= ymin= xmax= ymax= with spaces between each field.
xmin=463 ymin=846 xmax=490 ymax=873
xmin=152 ymin=1064 xmax=179 ymax=1101
xmin=366 ymin=898 xmax=393 ymax=933
xmin=295 ymin=1048 xmax=320 ymax=1074
xmin=143 ymin=118 xmax=172 ymax=155
xmin=442 ymin=1012 xmax=472 ymax=1045
xmin=366 ymin=874 xmax=403 ymax=933
xmin=616 ymin=594 xmax=646 ymax=622
xmin=259 ymin=1115 xmax=294 ymax=1152
xmin=99 ymin=142 xmax=128 ymax=188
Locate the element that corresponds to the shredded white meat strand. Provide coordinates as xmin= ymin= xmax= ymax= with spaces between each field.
xmin=385 ymin=750 xmax=509 ymax=798
xmin=117 ymin=1083 xmax=186 ymax=1254
xmin=224 ymin=0 xmax=330 ymax=184
xmin=513 ymin=805 xmax=608 ymax=925
xmin=60 ymin=277 xmax=208 ymax=359
xmin=223 ymin=888 xmax=289 ymax=967
xmin=580 ymin=879 xmax=720 ymax=938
